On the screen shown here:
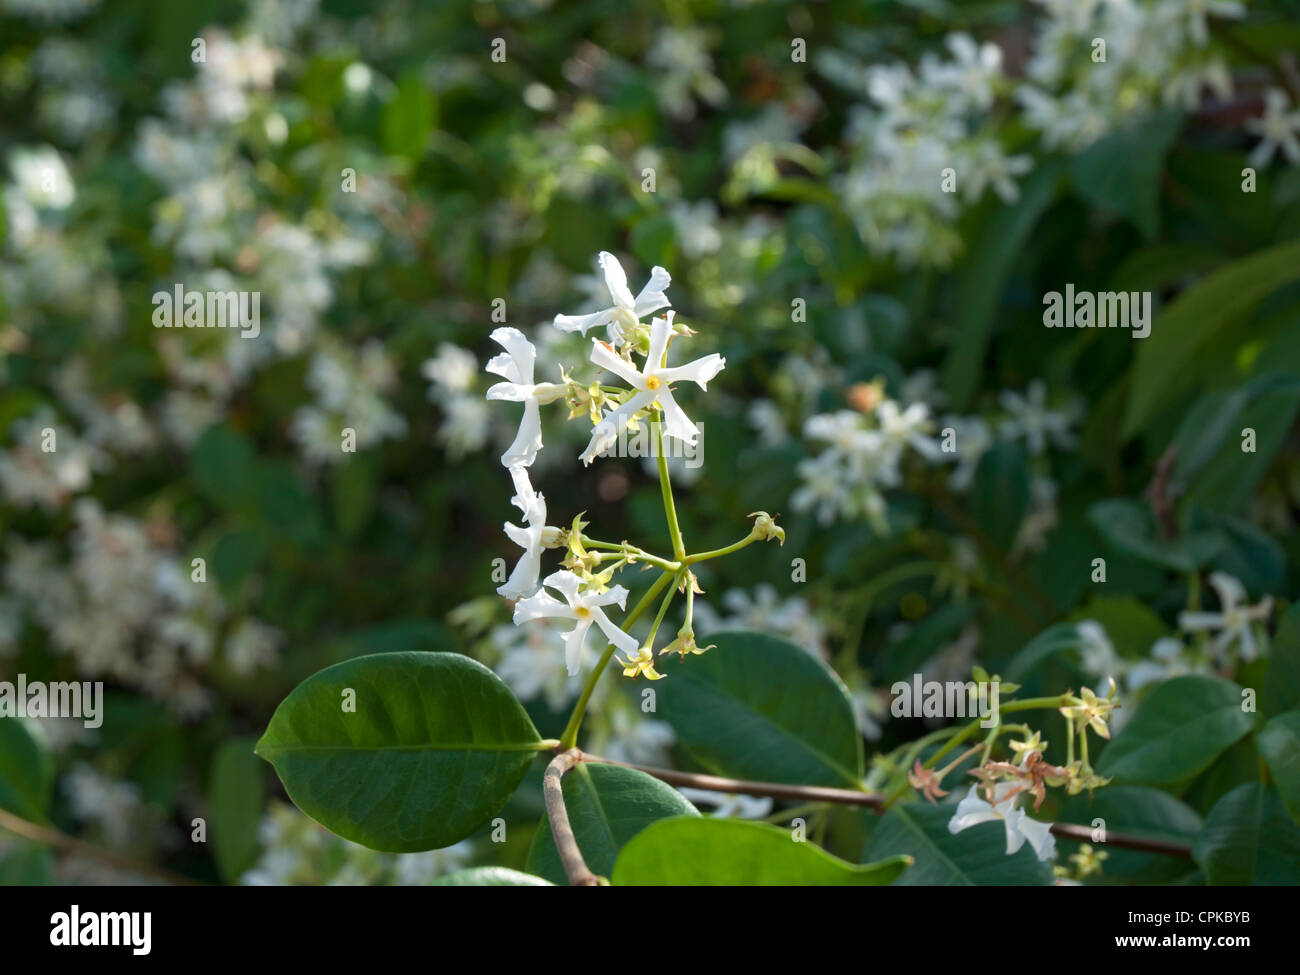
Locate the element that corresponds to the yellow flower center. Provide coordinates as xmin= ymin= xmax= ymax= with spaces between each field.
xmin=645 ymin=375 xmax=662 ymax=391
xmin=574 ymin=606 xmax=592 ymax=619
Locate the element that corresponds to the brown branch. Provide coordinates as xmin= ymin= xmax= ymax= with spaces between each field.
xmin=1144 ymin=445 xmax=1180 ymax=540
xmin=580 ymin=754 xmax=1193 ymax=859
xmin=543 ymin=749 xmax=602 ymax=886
xmin=0 ymin=807 xmax=202 ymax=885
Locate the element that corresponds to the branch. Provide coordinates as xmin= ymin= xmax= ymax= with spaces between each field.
xmin=0 ymin=807 xmax=202 ymax=884
xmin=543 ymin=749 xmax=602 ymax=886
xmin=580 ymin=754 xmax=1192 ymax=859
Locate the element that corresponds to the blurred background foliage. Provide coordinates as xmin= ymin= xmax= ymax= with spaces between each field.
xmin=1 ymin=0 xmax=1299 ymax=884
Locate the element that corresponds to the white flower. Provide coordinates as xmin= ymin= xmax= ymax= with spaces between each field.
xmin=1077 ymin=620 xmax=1121 ymax=681
xmin=579 ymin=312 xmax=725 ymax=465
xmin=998 ymin=381 xmax=1079 ymax=454
xmin=8 ymin=145 xmax=75 ymax=209
xmin=1246 ymin=88 xmax=1300 ymax=168
xmin=678 ymin=787 xmax=774 ymax=819
xmin=513 ymin=570 xmax=639 ymax=676
xmin=1126 ymin=637 xmax=1192 ymax=693
xmin=875 ymin=399 xmax=942 ymax=476
xmin=485 ymin=326 xmax=565 ymax=468
xmin=948 ymin=783 xmax=1056 ymax=861
xmin=1178 ymin=572 xmax=1273 ymax=664
xmin=497 ymin=466 xmax=558 ymax=601
xmin=553 ymin=251 xmax=671 ymax=344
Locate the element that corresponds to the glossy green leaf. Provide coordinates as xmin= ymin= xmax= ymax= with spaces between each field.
xmin=971 ymin=439 xmax=1029 ymax=551
xmin=613 ymin=817 xmax=910 ymax=886
xmin=1257 ymin=711 xmax=1300 ymax=827
xmin=0 ymin=718 xmax=52 ymax=822
xmin=431 ymin=867 xmax=553 ymax=886
xmin=1097 ymin=676 xmax=1254 ymax=785
xmin=1192 ymin=785 xmax=1300 ymax=885
xmin=1123 ymin=239 xmax=1300 ymax=436
xmin=1087 ymin=499 xmax=1226 ymax=573
xmin=256 ymin=651 xmax=543 ymax=852
xmin=1264 ymin=603 xmax=1300 ymax=718
xmin=526 ymin=763 xmax=698 ymax=885
xmin=1071 ymin=111 xmax=1181 ymax=239
xmin=1058 ymin=786 xmax=1200 ymax=883
xmin=862 ymin=801 xmax=1055 ymax=885
xmin=657 ymin=630 xmax=864 ymax=787
xmin=208 ymin=737 xmax=265 ymax=882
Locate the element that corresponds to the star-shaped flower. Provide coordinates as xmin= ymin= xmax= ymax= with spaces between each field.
xmin=513 ymin=570 xmax=638 ymax=676
xmin=1178 ymin=571 xmax=1273 ymax=664
xmin=579 ymin=312 xmax=725 ymax=465
xmin=485 ymin=327 xmax=565 ymax=468
xmin=496 ymin=466 xmax=561 ymax=601
xmin=553 ymin=251 xmax=671 ymax=345
xmin=947 ymin=782 xmax=1056 ymax=861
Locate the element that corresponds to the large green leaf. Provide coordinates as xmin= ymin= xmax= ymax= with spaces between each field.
xmin=1097 ymin=676 xmax=1254 ymax=785
xmin=1257 ymin=711 xmax=1300 ymax=827
xmin=526 ymin=763 xmax=699 ymax=885
xmin=1263 ymin=602 xmax=1300 ymax=718
xmin=256 ymin=651 xmax=544 ymax=852
xmin=657 ymin=630 xmax=864 ymax=787
xmin=862 ymin=801 xmax=1055 ymax=885
xmin=208 ymin=737 xmax=265 ymax=882
xmin=1071 ymin=111 xmax=1182 ymax=239
xmin=1192 ymin=784 xmax=1300 ymax=885
xmin=0 ymin=718 xmax=52 ymax=822
xmin=1087 ymin=498 xmax=1226 ymax=573
xmin=431 ymin=867 xmax=553 ymax=886
xmin=612 ymin=817 xmax=910 ymax=886
xmin=1123 ymin=239 xmax=1300 ymax=436
xmin=1058 ymin=786 xmax=1200 ymax=883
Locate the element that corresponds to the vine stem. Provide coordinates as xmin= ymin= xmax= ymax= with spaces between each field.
xmin=543 ymin=749 xmax=602 ymax=886
xmin=0 ymin=807 xmax=202 ymax=885
xmin=575 ymin=753 xmax=1191 ymax=858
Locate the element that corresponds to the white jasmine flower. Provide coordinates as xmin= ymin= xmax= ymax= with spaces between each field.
xmin=580 ymin=312 xmax=725 ymax=465
xmin=1246 ymin=88 xmax=1300 ymax=167
xmin=497 ymin=466 xmax=559 ymax=601
xmin=998 ymin=381 xmax=1079 ymax=454
xmin=948 ymin=783 xmax=1056 ymax=861
xmin=553 ymin=251 xmax=671 ymax=344
xmin=513 ymin=570 xmax=639 ymax=676
xmin=1077 ymin=620 xmax=1121 ymax=681
xmin=1178 ymin=572 xmax=1273 ymax=663
xmin=485 ymin=326 xmax=565 ymax=468
xmin=1126 ymin=637 xmax=1193 ymax=693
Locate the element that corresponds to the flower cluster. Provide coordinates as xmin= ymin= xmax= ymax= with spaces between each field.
xmin=485 ymin=252 xmax=731 ymax=680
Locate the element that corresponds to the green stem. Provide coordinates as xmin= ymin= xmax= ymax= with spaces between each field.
xmin=558 ymin=569 xmax=675 ymax=749
xmin=685 ymin=533 xmax=758 ymax=564
xmin=656 ymin=423 xmax=687 ymax=561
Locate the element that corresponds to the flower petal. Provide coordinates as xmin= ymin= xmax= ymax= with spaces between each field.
xmin=554 ymin=308 xmax=616 ymax=336
xmin=633 ymin=265 xmax=672 ymax=318
xmin=658 ymin=352 xmax=725 ymax=389
xmin=599 ymin=251 xmax=637 ymax=310
xmin=590 ymin=339 xmax=646 ymax=389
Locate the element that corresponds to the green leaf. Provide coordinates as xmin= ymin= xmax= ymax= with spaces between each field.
xmin=0 ymin=718 xmax=53 ymax=821
xmin=1071 ymin=111 xmax=1182 ymax=239
xmin=612 ymin=817 xmax=911 ymax=886
xmin=1192 ymin=784 xmax=1300 ymax=884
xmin=971 ymin=439 xmax=1029 ymax=551
xmin=381 ymin=73 xmax=435 ymax=162
xmin=0 ymin=842 xmax=53 ymax=885
xmin=1097 ymin=676 xmax=1254 ymax=785
xmin=657 ymin=630 xmax=864 ymax=787
xmin=1123 ymin=239 xmax=1300 ymax=436
xmin=256 ymin=651 xmax=543 ymax=852
xmin=431 ymin=867 xmax=553 ymax=886
xmin=1257 ymin=711 xmax=1300 ymax=827
xmin=1006 ymin=622 xmax=1088 ymax=683
xmin=1184 ymin=385 xmax=1300 ymax=514
xmin=1087 ymin=498 xmax=1226 ymax=573
xmin=191 ymin=424 xmax=257 ymax=510
xmin=526 ymin=763 xmax=698 ymax=885
xmin=941 ymin=159 xmax=1066 ymax=409
xmin=862 ymin=801 xmax=1055 ymax=885
xmin=208 ymin=737 xmax=265 ymax=882
xmin=1058 ymin=786 xmax=1200 ymax=883
xmin=1263 ymin=602 xmax=1300 ymax=718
